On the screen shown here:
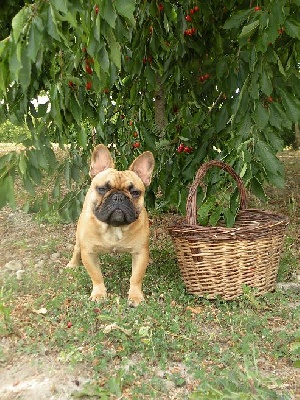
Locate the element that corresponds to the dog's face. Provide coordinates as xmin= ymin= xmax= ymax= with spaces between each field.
xmin=88 ymin=145 xmax=154 ymax=228
xmin=90 ymin=169 xmax=146 ymax=227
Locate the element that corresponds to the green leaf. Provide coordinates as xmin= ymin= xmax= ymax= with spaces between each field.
xmin=77 ymin=127 xmax=87 ymax=149
xmin=269 ymin=103 xmax=285 ymax=130
xmin=260 ymin=69 xmax=272 ymax=96
xmin=47 ymin=6 xmax=60 ymax=41
xmin=28 ymin=166 xmax=42 ymax=185
xmin=253 ymin=102 xmax=269 ymax=130
xmin=255 ymin=140 xmax=283 ymax=175
xmin=251 ymin=177 xmax=267 ymax=202
xmin=174 ymin=66 xmax=180 ymax=85
xmin=223 ymin=209 xmax=236 ymax=228
xmin=223 ymin=9 xmax=252 ymax=30
xmin=18 ymin=153 xmax=27 ymax=175
xmin=12 ymin=7 xmax=28 ymax=42
xmin=19 ymin=47 xmax=32 ymax=90
xmin=70 ymin=94 xmax=82 ymax=122
xmin=98 ymin=47 xmax=109 ymax=73
xmin=9 ymin=42 xmax=22 ymax=80
xmin=0 ymin=175 xmax=15 ymax=209
xmin=239 ymin=20 xmax=259 ymax=39
xmin=209 ymin=206 xmax=222 ymax=227
xmin=279 ymin=90 xmax=300 ymax=122
xmin=106 ymin=30 xmax=121 ymax=69
xmin=51 ymin=0 xmax=68 ymax=14
xmin=101 ymin=0 xmax=117 ymax=28
xmin=284 ymin=19 xmax=300 ymax=38
xmin=28 ymin=23 xmax=43 ymax=62
xmin=273 ymin=51 xmax=286 ymax=76
xmin=115 ymin=0 xmax=136 ymax=25
xmin=144 ymin=65 xmax=156 ymax=88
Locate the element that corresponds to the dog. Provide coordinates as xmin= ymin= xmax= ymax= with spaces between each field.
xmin=67 ymin=144 xmax=155 ymax=307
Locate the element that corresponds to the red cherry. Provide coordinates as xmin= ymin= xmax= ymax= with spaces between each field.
xmin=185 ymin=15 xmax=192 ymax=22
xmin=94 ymin=308 xmax=100 ymax=313
xmin=204 ymin=73 xmax=210 ymax=79
xmin=158 ymin=3 xmax=164 ymax=11
xmin=184 ymin=146 xmax=190 ymax=153
xmin=194 ymin=5 xmax=199 ymax=12
xmin=85 ymin=65 xmax=92 ymax=74
xmin=177 ymin=143 xmax=185 ymax=153
xmin=67 ymin=321 xmax=72 ymax=328
xmin=95 ymin=5 xmax=99 ymax=14
xmin=267 ymin=96 xmax=274 ymax=103
xmin=133 ymin=142 xmax=140 ymax=148
xmin=68 ymin=81 xmax=74 ymax=87
xmin=86 ymin=81 xmax=92 ymax=90
xmin=190 ymin=9 xmax=195 ymax=15
xmin=254 ymin=6 xmax=261 ymax=11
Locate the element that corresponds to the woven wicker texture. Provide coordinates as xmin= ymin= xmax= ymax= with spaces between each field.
xmin=169 ymin=160 xmax=289 ymax=300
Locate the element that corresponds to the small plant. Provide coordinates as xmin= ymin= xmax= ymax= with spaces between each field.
xmin=190 ymin=354 xmax=287 ymax=399
xmin=0 ymin=287 xmax=13 ymax=334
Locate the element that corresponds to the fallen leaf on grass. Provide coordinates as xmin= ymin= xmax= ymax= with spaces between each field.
xmin=32 ymin=307 xmax=47 ymax=315
xmin=103 ymin=323 xmax=132 ymax=336
xmin=186 ymin=306 xmax=203 ymax=314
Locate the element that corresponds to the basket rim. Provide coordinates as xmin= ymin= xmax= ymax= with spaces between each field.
xmin=168 ymin=208 xmax=289 ymax=235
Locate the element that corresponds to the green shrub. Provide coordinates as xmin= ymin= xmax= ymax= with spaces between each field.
xmin=0 ymin=120 xmax=30 ymax=143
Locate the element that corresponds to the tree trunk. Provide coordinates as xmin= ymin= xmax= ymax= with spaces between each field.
xmin=154 ymin=75 xmax=167 ymax=133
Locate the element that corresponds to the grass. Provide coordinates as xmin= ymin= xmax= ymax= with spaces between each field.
xmin=0 ymin=227 xmax=299 ymax=399
xmin=0 ymin=148 xmax=299 ymax=398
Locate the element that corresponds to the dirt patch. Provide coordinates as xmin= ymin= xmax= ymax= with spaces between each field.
xmin=0 ymin=354 xmax=91 ymax=400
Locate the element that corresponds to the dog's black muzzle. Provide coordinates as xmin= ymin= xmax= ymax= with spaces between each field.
xmin=94 ymin=191 xmax=138 ymax=227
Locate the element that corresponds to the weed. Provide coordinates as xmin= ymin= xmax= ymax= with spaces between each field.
xmin=0 ymin=287 xmax=13 ymax=334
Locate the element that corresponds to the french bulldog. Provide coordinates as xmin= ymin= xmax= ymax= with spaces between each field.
xmin=67 ymin=144 xmax=155 ymax=307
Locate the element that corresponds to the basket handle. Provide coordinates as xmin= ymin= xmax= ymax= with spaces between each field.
xmin=186 ymin=160 xmax=248 ymax=225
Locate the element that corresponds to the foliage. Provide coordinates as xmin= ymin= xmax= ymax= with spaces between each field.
xmin=0 ymin=120 xmax=30 ymax=143
xmin=0 ymin=0 xmax=300 ymax=222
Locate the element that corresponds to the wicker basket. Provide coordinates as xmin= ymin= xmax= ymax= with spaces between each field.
xmin=168 ymin=160 xmax=289 ymax=300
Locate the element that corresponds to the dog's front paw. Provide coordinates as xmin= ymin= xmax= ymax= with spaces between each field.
xmin=66 ymin=260 xmax=80 ymax=268
xmin=90 ymin=284 xmax=107 ymax=301
xmin=128 ymin=289 xmax=144 ymax=307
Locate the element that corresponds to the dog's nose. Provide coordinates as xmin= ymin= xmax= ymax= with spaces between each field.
xmin=111 ymin=191 xmax=126 ymax=203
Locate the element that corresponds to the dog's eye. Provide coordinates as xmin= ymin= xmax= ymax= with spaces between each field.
xmin=130 ymin=189 xmax=141 ymax=198
xmin=96 ymin=186 xmax=108 ymax=196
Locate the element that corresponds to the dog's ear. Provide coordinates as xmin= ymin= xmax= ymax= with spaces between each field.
xmin=129 ymin=152 xmax=155 ymax=187
xmin=89 ymin=144 xmax=115 ymax=178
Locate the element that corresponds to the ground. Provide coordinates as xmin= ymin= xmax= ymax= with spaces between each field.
xmin=0 ymin=147 xmax=299 ymax=399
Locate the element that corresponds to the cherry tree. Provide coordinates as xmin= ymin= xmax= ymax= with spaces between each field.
xmin=0 ymin=0 xmax=299 ymax=223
